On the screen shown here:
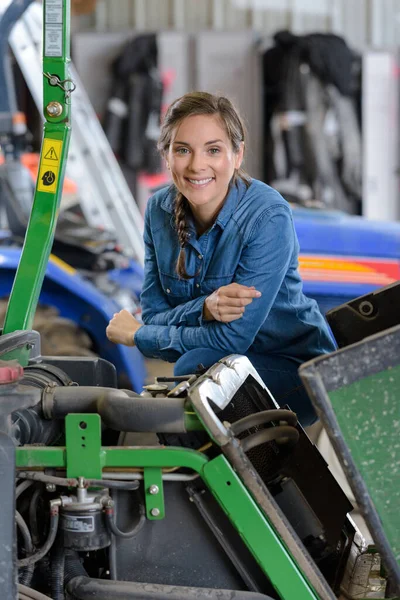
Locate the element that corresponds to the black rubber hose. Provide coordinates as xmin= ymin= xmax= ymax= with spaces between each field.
xmin=16 ymin=480 xmax=34 ymax=500
xmin=241 ymin=425 xmax=299 ymax=453
xmin=16 ymin=511 xmax=33 ymax=555
xmin=51 ymin=538 xmax=65 ymax=600
xmin=18 ymin=505 xmax=59 ymax=568
xmin=48 ymin=386 xmax=187 ymax=433
xmin=105 ymin=502 xmax=146 ymax=539
xmin=64 ymin=550 xmax=88 ymax=586
xmin=19 ymin=567 xmax=34 ymax=587
xmin=17 ymin=471 xmax=140 ymax=491
xmin=16 ymin=511 xmax=34 ymax=586
xmin=28 ymin=485 xmax=43 ymax=546
xmin=66 ymin=577 xmax=273 ymax=599
xmin=230 ymin=409 xmax=297 ymax=436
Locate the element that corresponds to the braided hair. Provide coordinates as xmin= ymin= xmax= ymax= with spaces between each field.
xmin=157 ymin=91 xmax=250 ymax=279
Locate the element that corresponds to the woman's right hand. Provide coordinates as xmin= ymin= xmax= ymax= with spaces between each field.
xmin=203 ymin=283 xmax=261 ymax=323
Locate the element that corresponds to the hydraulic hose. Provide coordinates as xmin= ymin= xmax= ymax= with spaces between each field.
xmin=29 ymin=485 xmax=43 ymax=546
xmin=240 ymin=424 xmax=299 ymax=453
xmin=18 ymin=503 xmax=59 ymax=568
xmin=64 ymin=550 xmax=88 ymax=585
xmin=18 ymin=584 xmax=53 ymax=600
xmin=230 ymin=409 xmax=297 ymax=436
xmin=16 ymin=511 xmax=33 ymax=555
xmin=18 ymin=471 xmax=140 ymax=491
xmin=16 ymin=479 xmax=34 ymax=500
xmin=45 ymin=386 xmax=188 ymax=433
xmin=105 ymin=501 xmax=146 ymax=539
xmin=51 ymin=538 xmax=65 ymax=600
xmin=16 ymin=511 xmax=34 ymax=586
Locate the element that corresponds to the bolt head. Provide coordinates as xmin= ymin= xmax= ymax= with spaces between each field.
xmin=46 ymin=102 xmax=63 ymax=117
xmin=149 ymin=485 xmax=159 ymax=495
xmin=46 ymin=483 xmax=56 ymax=492
xmin=150 ymin=508 xmax=160 ymax=517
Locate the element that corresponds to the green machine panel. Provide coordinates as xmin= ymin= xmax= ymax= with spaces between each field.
xmin=299 ymin=324 xmax=400 ymax=594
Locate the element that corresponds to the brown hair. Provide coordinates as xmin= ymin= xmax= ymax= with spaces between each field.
xmin=158 ymin=91 xmax=251 ymax=279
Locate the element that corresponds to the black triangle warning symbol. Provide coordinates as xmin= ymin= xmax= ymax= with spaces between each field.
xmin=44 ymin=146 xmax=58 ymax=161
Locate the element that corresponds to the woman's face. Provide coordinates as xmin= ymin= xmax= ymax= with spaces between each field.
xmin=167 ymin=114 xmax=243 ymax=222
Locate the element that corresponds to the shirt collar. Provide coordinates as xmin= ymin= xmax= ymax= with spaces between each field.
xmin=160 ymin=178 xmax=250 ymax=230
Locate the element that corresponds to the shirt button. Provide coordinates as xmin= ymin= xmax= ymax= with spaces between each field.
xmin=198 ymin=254 xmax=203 ymax=260
xmin=166 ymin=288 xmax=171 ymax=294
xmin=196 ymin=283 xmax=200 ymax=288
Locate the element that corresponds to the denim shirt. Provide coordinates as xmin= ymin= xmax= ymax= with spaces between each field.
xmin=134 ymin=178 xmax=336 ymax=362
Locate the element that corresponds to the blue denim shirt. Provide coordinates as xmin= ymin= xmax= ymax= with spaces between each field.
xmin=134 ymin=178 xmax=336 ymax=362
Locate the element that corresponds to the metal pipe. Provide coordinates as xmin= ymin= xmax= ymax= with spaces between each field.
xmin=17 ymin=471 xmax=140 ymax=491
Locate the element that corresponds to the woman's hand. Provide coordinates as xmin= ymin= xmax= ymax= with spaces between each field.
xmin=106 ymin=309 xmax=142 ymax=346
xmin=203 ymin=283 xmax=261 ymax=323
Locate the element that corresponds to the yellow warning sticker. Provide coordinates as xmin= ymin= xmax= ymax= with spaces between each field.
xmin=37 ymin=165 xmax=59 ymax=193
xmin=37 ymin=138 xmax=63 ymax=194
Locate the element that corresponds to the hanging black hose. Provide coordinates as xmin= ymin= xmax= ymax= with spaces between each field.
xmin=64 ymin=550 xmax=88 ymax=585
xmin=29 ymin=484 xmax=43 ymax=546
xmin=16 ymin=511 xmax=33 ymax=556
xmin=16 ymin=511 xmax=34 ymax=586
xmin=18 ymin=503 xmax=60 ymax=568
xmin=105 ymin=501 xmax=146 ymax=539
xmin=51 ymin=537 xmax=66 ymax=600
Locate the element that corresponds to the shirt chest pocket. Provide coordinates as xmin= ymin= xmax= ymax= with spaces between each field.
xmin=201 ymin=274 xmax=234 ymax=296
xmin=159 ymin=272 xmax=190 ymax=306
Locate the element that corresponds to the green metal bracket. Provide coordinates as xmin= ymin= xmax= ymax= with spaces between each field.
xmin=15 ymin=443 xmax=321 ymax=599
xmin=2 ymin=0 xmax=73 ymax=365
xmin=16 ymin=445 xmax=209 ymax=472
xmin=65 ymin=414 xmax=103 ymax=480
xmin=202 ymin=454 xmax=319 ymax=600
xmin=143 ymin=467 xmax=165 ymax=520
xmin=16 ymin=446 xmax=66 ymax=469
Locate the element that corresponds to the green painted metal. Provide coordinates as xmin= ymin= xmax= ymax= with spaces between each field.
xmin=15 ymin=441 xmax=324 ymax=598
xmin=16 ymin=446 xmax=66 ymax=469
xmin=42 ymin=0 xmax=72 ymax=125
xmin=184 ymin=411 xmax=203 ymax=431
xmin=2 ymin=0 xmax=72 ymax=366
xmin=329 ymin=365 xmax=400 ymax=568
xmin=143 ymin=468 xmax=165 ymax=520
xmin=16 ymin=445 xmax=209 ymax=473
xmin=103 ymin=447 xmax=209 ymax=472
xmin=65 ymin=414 xmax=102 ymax=480
xmin=202 ymin=454 xmax=319 ymax=600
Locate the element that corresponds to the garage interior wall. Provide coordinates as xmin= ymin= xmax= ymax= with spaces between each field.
xmin=73 ymin=0 xmax=400 ymax=49
xmin=71 ymin=0 xmax=400 ymax=220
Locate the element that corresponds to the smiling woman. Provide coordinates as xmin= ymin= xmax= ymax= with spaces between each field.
xmin=166 ymin=114 xmax=244 ymax=235
xmin=106 ymin=91 xmax=336 ymax=426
